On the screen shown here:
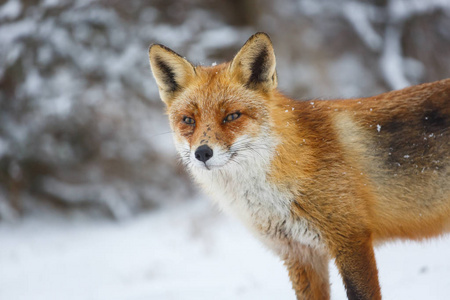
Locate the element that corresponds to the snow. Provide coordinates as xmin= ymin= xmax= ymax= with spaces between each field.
xmin=342 ymin=2 xmax=382 ymax=51
xmin=388 ymin=0 xmax=450 ymax=22
xmin=380 ymin=24 xmax=411 ymax=90
xmin=1 ymin=199 xmax=449 ymax=300
xmin=0 ymin=19 xmax=36 ymax=45
xmin=0 ymin=0 xmax=21 ymax=20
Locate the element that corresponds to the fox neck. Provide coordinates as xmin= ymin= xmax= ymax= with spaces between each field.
xmin=188 ymin=124 xmax=324 ymax=256
xmin=189 ymin=124 xmax=297 ymax=240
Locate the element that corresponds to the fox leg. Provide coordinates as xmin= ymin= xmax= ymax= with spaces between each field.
xmin=333 ymin=237 xmax=381 ymax=300
xmin=284 ymin=250 xmax=330 ymax=300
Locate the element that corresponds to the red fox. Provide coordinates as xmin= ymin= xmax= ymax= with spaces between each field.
xmin=148 ymin=32 xmax=450 ymax=300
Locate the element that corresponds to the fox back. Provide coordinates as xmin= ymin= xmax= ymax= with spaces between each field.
xmin=148 ymin=33 xmax=450 ymax=300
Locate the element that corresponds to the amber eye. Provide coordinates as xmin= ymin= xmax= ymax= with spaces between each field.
xmin=224 ymin=112 xmax=241 ymax=123
xmin=182 ymin=116 xmax=195 ymax=125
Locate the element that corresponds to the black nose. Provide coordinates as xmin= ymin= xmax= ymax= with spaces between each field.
xmin=195 ymin=145 xmax=213 ymax=163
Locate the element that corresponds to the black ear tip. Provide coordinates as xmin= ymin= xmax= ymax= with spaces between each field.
xmin=250 ymin=32 xmax=272 ymax=43
xmin=254 ymin=32 xmax=270 ymax=38
xmin=148 ymin=43 xmax=164 ymax=55
xmin=148 ymin=43 xmax=186 ymax=60
xmin=148 ymin=44 xmax=156 ymax=53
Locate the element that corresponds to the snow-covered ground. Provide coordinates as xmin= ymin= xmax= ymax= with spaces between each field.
xmin=1 ymin=198 xmax=449 ymax=300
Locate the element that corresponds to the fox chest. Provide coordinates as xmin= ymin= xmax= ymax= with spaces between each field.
xmin=195 ymin=170 xmax=324 ymax=253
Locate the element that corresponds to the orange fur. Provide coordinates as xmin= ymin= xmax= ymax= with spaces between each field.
xmin=149 ymin=33 xmax=450 ymax=300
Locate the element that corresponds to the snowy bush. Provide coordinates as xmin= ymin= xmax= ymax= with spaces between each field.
xmin=1 ymin=0 xmax=449 ymax=221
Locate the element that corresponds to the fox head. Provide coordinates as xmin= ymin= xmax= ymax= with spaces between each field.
xmin=148 ymin=33 xmax=279 ymax=175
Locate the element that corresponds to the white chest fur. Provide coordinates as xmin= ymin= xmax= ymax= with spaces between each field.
xmin=191 ymin=156 xmax=324 ymax=257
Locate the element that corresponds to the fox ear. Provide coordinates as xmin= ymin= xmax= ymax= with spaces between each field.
xmin=148 ymin=44 xmax=196 ymax=106
xmin=230 ymin=32 xmax=277 ymax=91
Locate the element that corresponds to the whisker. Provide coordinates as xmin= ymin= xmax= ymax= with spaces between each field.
xmin=149 ymin=131 xmax=174 ymax=138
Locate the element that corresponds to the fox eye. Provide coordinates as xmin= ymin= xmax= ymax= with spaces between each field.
xmin=224 ymin=112 xmax=241 ymax=123
xmin=182 ymin=116 xmax=195 ymax=125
